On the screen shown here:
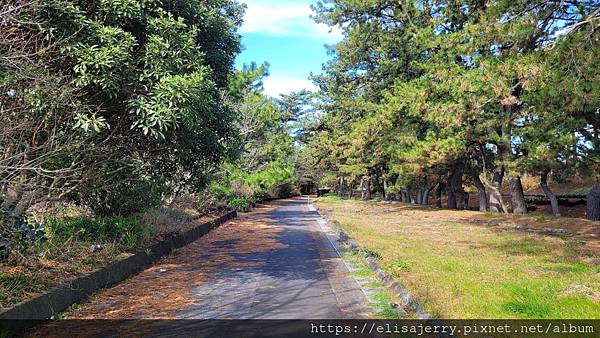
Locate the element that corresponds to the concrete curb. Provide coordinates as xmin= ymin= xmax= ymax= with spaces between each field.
xmin=313 ymin=206 xmax=432 ymax=319
xmin=0 ymin=211 xmax=237 ymax=326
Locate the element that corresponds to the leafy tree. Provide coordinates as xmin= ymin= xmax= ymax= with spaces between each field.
xmin=209 ymin=63 xmax=298 ymax=204
xmin=308 ymin=0 xmax=600 ymax=219
xmin=0 ymin=0 xmax=243 ymax=233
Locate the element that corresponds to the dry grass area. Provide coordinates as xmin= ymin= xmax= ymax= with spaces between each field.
xmin=0 ymin=207 xmax=222 ymax=311
xmin=316 ymin=196 xmax=600 ymax=319
xmin=0 ymin=239 xmax=129 ymax=310
xmin=384 ymin=200 xmax=600 ymax=254
xmin=61 ymin=204 xmax=287 ymax=320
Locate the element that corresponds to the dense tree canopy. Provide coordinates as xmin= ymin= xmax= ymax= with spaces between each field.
xmin=307 ymin=0 xmax=600 ymax=219
xmin=1 ymin=0 xmax=245 ymax=234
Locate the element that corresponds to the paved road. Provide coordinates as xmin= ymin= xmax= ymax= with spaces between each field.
xmin=178 ymin=197 xmax=368 ymax=319
xmin=33 ymin=198 xmax=369 ymax=336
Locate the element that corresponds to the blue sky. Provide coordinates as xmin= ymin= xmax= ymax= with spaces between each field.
xmin=235 ymin=0 xmax=342 ymax=98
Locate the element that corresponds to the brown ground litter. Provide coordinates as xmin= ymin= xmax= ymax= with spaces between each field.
xmin=63 ymin=204 xmax=287 ymax=320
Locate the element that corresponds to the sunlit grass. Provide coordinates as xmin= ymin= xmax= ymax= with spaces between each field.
xmin=316 ymin=196 xmax=600 ymax=319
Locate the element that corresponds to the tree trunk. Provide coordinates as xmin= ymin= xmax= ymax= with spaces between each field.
xmin=509 ymin=176 xmax=527 ymax=214
xmin=421 ymin=188 xmax=430 ymax=205
xmin=383 ymin=180 xmax=388 ymax=200
xmin=407 ymin=189 xmax=417 ymax=204
xmin=540 ymin=171 xmax=560 ymax=216
xmin=416 ymin=190 xmax=423 ymax=205
xmin=488 ymin=166 xmax=507 ymax=213
xmin=446 ymin=184 xmax=457 ymax=209
xmin=435 ymin=182 xmax=443 ymax=208
xmin=471 ymin=173 xmax=488 ymax=212
xmin=446 ymin=161 xmax=466 ymax=209
xmin=362 ymin=176 xmax=371 ymax=200
xmin=586 ymin=183 xmax=600 ymax=221
xmin=360 ymin=178 xmax=365 ymax=199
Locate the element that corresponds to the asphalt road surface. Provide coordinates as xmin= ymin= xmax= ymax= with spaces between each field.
xmin=64 ymin=197 xmax=368 ymax=321
xmin=177 ymin=197 xmax=368 ymax=319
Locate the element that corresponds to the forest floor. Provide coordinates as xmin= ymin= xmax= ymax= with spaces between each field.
xmin=315 ymin=196 xmax=600 ymax=319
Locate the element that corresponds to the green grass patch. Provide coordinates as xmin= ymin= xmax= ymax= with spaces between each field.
xmin=351 ymin=267 xmax=373 ymax=277
xmin=501 ymin=282 xmax=557 ymax=318
xmin=493 ymin=237 xmax=552 ymax=256
xmin=370 ymin=292 xmax=401 ymax=319
xmin=363 ymin=280 xmax=385 ymax=288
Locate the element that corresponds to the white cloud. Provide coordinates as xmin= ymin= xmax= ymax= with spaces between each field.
xmin=239 ymin=0 xmax=342 ymax=42
xmin=262 ymin=75 xmax=317 ymax=98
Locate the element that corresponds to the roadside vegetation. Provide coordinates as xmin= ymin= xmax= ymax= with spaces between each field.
xmin=316 ymin=196 xmax=600 ymax=319
xmin=0 ymin=0 xmax=299 ymax=309
xmin=340 ymin=247 xmax=406 ymax=319
xmin=1 ymin=0 xmax=599 ymax=319
xmin=302 ymin=0 xmax=599 ymax=220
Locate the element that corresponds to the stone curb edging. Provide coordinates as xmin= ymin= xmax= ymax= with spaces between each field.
xmin=0 ymin=211 xmax=237 ymax=328
xmin=313 ymin=206 xmax=432 ymax=320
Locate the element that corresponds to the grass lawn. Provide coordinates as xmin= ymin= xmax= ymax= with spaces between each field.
xmin=315 ymin=196 xmax=600 ymax=319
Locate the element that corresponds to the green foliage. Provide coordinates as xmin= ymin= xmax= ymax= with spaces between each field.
xmin=79 ymin=175 xmax=170 ymax=217
xmin=205 ymin=62 xmax=299 ymax=209
xmin=207 ymin=182 xmax=234 ymax=201
xmin=227 ymin=197 xmax=251 ymax=212
xmin=307 ymin=0 xmax=600 ymax=215
xmin=0 ymin=0 xmax=244 ymax=234
xmin=46 ymin=216 xmax=154 ymax=250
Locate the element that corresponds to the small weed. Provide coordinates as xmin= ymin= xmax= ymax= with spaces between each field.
xmin=370 ymin=292 xmax=402 ymax=319
xmin=363 ymin=280 xmax=384 ymax=288
xmin=352 ymin=267 xmax=373 ymax=277
xmin=51 ymin=303 xmax=82 ymax=319
xmin=364 ymin=249 xmax=382 ymax=260
xmin=385 ymin=261 xmax=410 ymax=273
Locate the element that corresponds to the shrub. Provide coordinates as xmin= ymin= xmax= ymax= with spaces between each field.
xmin=227 ymin=197 xmax=251 ymax=212
xmin=207 ymin=182 xmax=234 ymax=200
xmin=46 ymin=216 xmax=154 ymax=250
xmin=79 ymin=177 xmax=170 ymax=217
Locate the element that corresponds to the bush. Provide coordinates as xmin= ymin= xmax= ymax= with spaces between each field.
xmin=207 ymin=182 xmax=234 ymax=200
xmin=227 ymin=197 xmax=251 ymax=212
xmin=46 ymin=216 xmax=155 ymax=250
xmin=79 ymin=176 xmax=170 ymax=217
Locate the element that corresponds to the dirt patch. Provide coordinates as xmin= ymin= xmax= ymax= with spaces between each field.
xmin=375 ymin=201 xmax=600 ymax=255
xmin=561 ymin=284 xmax=600 ymax=302
xmin=0 ymin=209 xmax=226 ymax=311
